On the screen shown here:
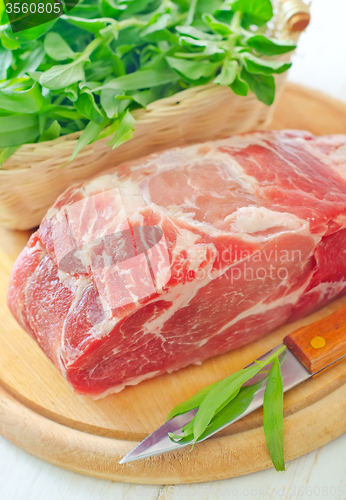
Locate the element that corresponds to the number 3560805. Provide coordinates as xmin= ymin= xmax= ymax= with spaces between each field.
xmin=5 ymin=2 xmax=62 ymax=14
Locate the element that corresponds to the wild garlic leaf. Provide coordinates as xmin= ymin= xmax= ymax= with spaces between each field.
xmin=214 ymin=59 xmax=238 ymax=85
xmin=168 ymin=431 xmax=188 ymax=442
xmin=243 ymin=53 xmax=292 ymax=75
xmin=263 ymin=357 xmax=285 ymax=472
xmin=0 ymin=47 xmax=12 ymax=80
xmin=97 ymin=68 xmax=180 ymax=91
xmin=38 ymin=120 xmax=61 ymax=142
xmin=38 ymin=113 xmax=47 ymax=135
xmin=197 ymin=379 xmax=266 ymax=442
xmin=65 ymin=83 xmax=79 ymax=102
xmin=100 ymin=0 xmax=127 ymax=17
xmin=128 ymin=88 xmax=160 ymax=108
xmin=12 ymin=45 xmax=46 ymax=78
xmin=241 ymin=68 xmax=275 ymax=105
xmin=246 ymin=35 xmax=297 ymax=56
xmin=101 ymin=88 xmax=124 ymax=118
xmin=203 ymin=13 xmax=233 ymax=36
xmin=106 ymin=109 xmax=135 ymax=149
xmin=0 ymin=146 xmax=19 ymax=166
xmin=70 ymin=118 xmax=109 ymax=161
xmin=231 ymin=0 xmax=273 ymax=27
xmin=167 ymin=345 xmax=287 ymax=473
xmin=141 ymin=14 xmax=172 ymax=37
xmin=181 ymin=39 xmax=225 ymax=59
xmin=230 ymin=73 xmax=249 ymax=96
xmin=192 ymin=363 xmax=266 ymax=442
xmin=185 ymin=0 xmax=199 ymax=26
xmin=61 ymin=15 xmax=111 ymax=35
xmin=0 ymin=83 xmax=45 ymax=114
xmin=74 ymin=90 xmax=104 ymax=123
xmin=40 ymin=36 xmax=101 ymax=89
xmin=120 ymin=0 xmax=153 ymax=17
xmin=27 ymin=71 xmax=42 ymax=83
xmin=167 ymin=345 xmax=286 ymax=448
xmin=66 ymin=2 xmax=100 ymax=19
xmin=176 ymin=26 xmax=222 ymax=41
xmin=1 ymin=31 xmax=20 ymax=50
xmin=166 ymin=57 xmax=219 ymax=80
xmin=0 ymin=114 xmax=40 ymax=147
xmin=179 ymin=36 xmax=210 ymax=49
xmin=48 ymin=105 xmax=83 ymax=120
xmin=44 ymin=32 xmax=77 ymax=61
xmin=166 ymin=381 xmax=219 ymax=421
xmin=10 ymin=19 xmax=58 ymax=43
xmin=0 ymin=0 xmax=8 ymax=25
xmin=40 ymin=61 xmax=86 ymax=90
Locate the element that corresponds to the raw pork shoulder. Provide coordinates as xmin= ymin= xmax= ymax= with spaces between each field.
xmin=7 ymin=130 xmax=346 ymax=398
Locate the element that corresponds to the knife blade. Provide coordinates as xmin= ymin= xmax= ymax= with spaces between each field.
xmin=120 ymin=305 xmax=346 ymax=464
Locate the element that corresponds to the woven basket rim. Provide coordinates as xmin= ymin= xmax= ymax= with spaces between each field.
xmin=3 ymin=82 xmax=233 ymax=155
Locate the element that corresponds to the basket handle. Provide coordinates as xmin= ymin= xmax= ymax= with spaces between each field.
xmin=279 ymin=0 xmax=311 ymax=32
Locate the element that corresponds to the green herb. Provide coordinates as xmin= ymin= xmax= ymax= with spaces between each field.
xmin=263 ymin=356 xmax=285 ymax=471
xmin=0 ymin=0 xmax=296 ymax=164
xmin=0 ymin=114 xmax=39 ymax=147
xmin=0 ymin=145 xmax=19 ymax=166
xmin=167 ymin=345 xmax=287 ymax=471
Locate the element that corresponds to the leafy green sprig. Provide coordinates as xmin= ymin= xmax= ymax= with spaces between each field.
xmin=167 ymin=344 xmax=286 ymax=471
xmin=0 ymin=0 xmax=296 ymax=164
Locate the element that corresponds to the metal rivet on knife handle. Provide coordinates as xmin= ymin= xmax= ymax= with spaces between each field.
xmin=283 ymin=305 xmax=346 ymax=375
xmin=310 ymin=336 xmax=326 ymax=349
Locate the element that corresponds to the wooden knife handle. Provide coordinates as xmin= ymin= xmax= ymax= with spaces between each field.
xmin=283 ymin=305 xmax=346 ymax=375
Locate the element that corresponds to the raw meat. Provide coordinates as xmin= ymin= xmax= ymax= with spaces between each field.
xmin=7 ymin=130 xmax=346 ymax=398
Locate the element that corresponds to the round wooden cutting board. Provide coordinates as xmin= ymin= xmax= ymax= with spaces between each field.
xmin=1 ymin=83 xmax=346 ymax=484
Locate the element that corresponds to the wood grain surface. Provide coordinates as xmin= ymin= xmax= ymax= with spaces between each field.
xmin=0 ymin=83 xmax=346 ymax=483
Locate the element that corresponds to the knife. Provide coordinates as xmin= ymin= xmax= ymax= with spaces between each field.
xmin=120 ymin=305 xmax=346 ymax=464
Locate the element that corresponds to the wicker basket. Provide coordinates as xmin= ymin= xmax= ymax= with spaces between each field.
xmin=0 ymin=0 xmax=310 ymax=230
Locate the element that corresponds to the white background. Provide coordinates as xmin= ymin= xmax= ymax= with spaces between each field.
xmin=1 ymin=0 xmax=346 ymax=498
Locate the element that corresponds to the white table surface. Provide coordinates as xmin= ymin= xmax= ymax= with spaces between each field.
xmin=2 ymin=1 xmax=346 ymax=498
